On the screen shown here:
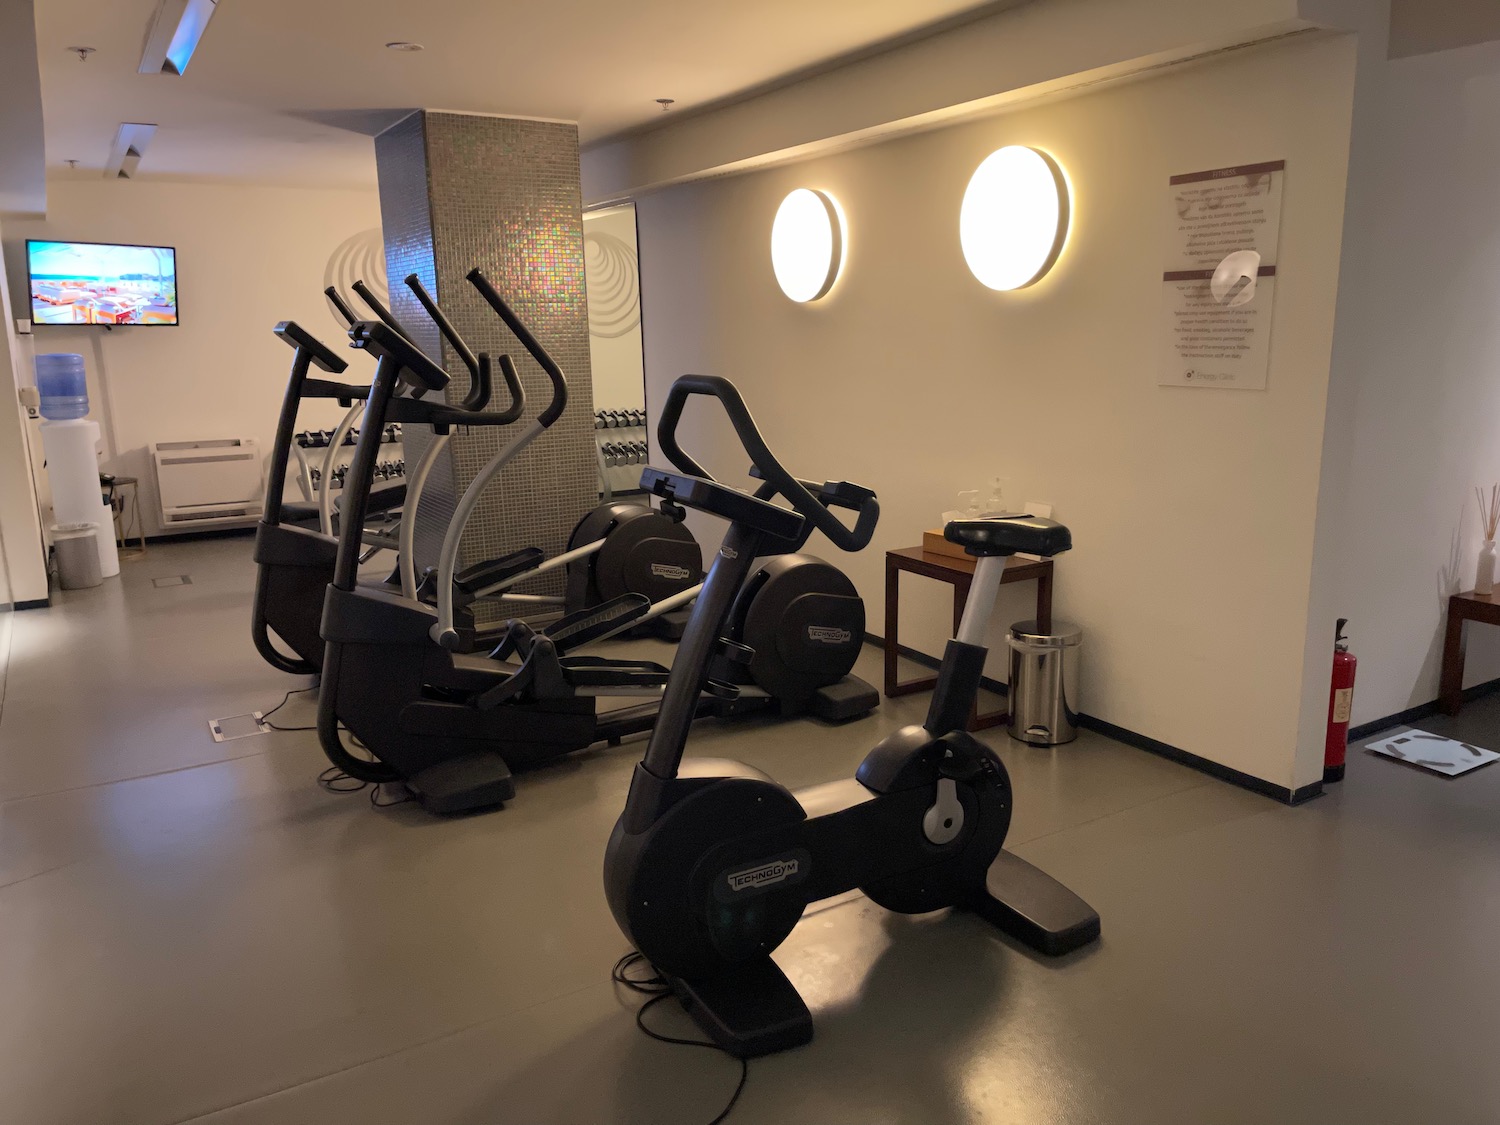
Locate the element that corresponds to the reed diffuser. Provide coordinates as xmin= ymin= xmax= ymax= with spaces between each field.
xmin=1476 ymin=485 xmax=1499 ymax=596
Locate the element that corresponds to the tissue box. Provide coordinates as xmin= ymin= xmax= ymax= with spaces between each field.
xmin=921 ymin=529 xmax=971 ymax=561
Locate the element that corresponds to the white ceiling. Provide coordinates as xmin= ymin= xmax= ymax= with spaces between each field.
xmin=34 ymin=0 xmax=1018 ymax=189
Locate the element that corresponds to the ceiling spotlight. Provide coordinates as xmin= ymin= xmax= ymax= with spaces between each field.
xmin=385 ymin=41 xmax=424 ymax=52
xmin=67 ymin=47 xmax=97 ymax=63
xmin=139 ymin=0 xmax=220 ymax=76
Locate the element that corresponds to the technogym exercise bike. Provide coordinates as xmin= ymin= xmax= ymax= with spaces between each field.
xmin=604 ymin=375 xmax=1101 ymax=1058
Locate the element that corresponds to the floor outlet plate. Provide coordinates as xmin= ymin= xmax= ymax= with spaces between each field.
xmin=209 ymin=712 xmax=269 ymax=742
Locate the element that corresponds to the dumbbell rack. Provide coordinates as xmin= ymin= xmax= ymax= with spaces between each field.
xmin=290 ymin=424 xmax=404 ymax=499
xmin=594 ymin=407 xmax=648 ymax=500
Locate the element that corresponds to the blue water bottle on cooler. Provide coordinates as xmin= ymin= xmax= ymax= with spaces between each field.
xmin=34 ymin=354 xmax=89 ymax=420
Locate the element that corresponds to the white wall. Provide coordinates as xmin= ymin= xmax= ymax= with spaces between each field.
xmin=0 ymin=218 xmax=48 ymax=604
xmin=636 ymin=34 xmax=1357 ymax=791
xmin=4 ymin=179 xmax=381 ymax=536
xmin=1319 ymin=38 xmax=1500 ymax=726
xmin=1390 ymin=0 xmax=1500 ymax=58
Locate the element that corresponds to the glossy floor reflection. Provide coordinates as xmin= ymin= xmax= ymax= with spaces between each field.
xmin=4 ymin=537 xmax=1498 ymax=1124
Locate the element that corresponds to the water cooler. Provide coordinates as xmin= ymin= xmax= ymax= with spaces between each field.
xmin=35 ymin=354 xmax=120 ymax=580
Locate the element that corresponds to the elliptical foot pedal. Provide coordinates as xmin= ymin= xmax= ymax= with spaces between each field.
xmin=639 ymin=606 xmax=693 ymax=641
xmin=546 ymin=593 xmax=652 ymax=653
xmin=406 ymin=754 xmax=515 ymax=815
xmin=455 ymin=547 xmax=547 ymax=593
xmin=969 ymin=849 xmax=1101 ymax=955
xmin=668 ymin=957 xmax=813 ymax=1058
xmin=806 ymin=675 xmax=880 ymax=723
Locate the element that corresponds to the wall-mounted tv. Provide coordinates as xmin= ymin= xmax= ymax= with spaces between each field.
xmin=26 ymin=240 xmax=179 ymax=327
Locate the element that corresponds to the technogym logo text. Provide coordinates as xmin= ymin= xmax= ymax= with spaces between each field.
xmin=726 ymin=859 xmax=800 ymax=892
xmin=807 ymin=625 xmax=853 ymax=644
xmin=650 ymin=563 xmax=692 ymax=581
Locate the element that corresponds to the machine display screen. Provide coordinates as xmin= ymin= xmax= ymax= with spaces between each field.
xmin=26 ymin=240 xmax=179 ymax=326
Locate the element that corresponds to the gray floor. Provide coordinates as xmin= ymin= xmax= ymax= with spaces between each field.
xmin=3 ymin=537 xmax=1499 ymax=1125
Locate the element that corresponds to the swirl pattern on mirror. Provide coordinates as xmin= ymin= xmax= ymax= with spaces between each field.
xmin=584 ymin=230 xmax=641 ymax=339
xmin=324 ymin=228 xmax=389 ymax=320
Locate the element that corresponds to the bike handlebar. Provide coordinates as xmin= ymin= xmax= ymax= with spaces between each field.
xmin=656 ymin=374 xmax=878 ymax=552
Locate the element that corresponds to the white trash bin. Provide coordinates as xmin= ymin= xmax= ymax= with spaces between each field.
xmin=52 ymin=522 xmax=102 ymax=590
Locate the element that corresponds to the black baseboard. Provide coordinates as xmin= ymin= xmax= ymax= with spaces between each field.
xmin=1347 ymin=674 xmax=1500 ymax=743
xmin=2 ymin=598 xmax=51 ymax=611
xmin=863 ymin=635 xmax=1319 ymax=807
xmin=1075 ymin=713 xmax=1322 ymax=806
xmin=145 ymin=526 xmax=256 ymax=546
xmin=864 ymin=632 xmax=1008 ymax=697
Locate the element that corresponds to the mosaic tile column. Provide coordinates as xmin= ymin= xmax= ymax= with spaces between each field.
xmin=374 ymin=111 xmax=596 ymax=612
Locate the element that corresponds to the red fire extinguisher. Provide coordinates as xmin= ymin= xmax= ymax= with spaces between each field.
xmin=1325 ymin=618 xmax=1356 ymax=783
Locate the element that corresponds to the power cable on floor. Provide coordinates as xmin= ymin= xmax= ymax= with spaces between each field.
xmin=611 ymin=951 xmax=749 ymax=1125
xmin=259 ymin=689 xmax=405 ymax=808
xmin=259 ymin=685 xmax=318 ymax=731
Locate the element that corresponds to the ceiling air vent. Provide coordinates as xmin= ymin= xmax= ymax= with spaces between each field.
xmin=105 ymin=124 xmax=159 ymax=179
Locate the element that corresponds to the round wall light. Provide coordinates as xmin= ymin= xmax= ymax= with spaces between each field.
xmin=959 ymin=146 xmax=1070 ymax=291
xmin=771 ymin=188 xmax=845 ymax=303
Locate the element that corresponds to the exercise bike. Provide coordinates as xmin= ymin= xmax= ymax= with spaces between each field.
xmin=604 ymin=375 xmax=1101 ymax=1057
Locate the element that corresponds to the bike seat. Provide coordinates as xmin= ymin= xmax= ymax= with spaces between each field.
xmin=944 ymin=515 xmax=1071 ymax=558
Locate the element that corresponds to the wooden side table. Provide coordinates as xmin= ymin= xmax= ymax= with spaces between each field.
xmin=1439 ymin=590 xmax=1500 ymax=714
xmin=883 ymin=546 xmax=1054 ymax=731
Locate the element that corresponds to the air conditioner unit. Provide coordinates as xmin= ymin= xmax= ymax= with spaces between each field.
xmin=152 ymin=438 xmax=264 ymax=528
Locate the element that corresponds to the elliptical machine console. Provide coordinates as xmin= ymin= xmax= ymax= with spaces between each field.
xmin=604 ymin=374 xmax=1101 ymax=1058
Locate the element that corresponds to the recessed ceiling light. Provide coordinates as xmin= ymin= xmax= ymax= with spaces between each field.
xmin=139 ymin=0 xmax=220 ymax=76
xmin=385 ymin=41 xmax=424 ymax=52
xmin=106 ymin=123 xmax=158 ymax=180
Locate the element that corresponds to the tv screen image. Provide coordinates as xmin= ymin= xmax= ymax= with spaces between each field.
xmin=27 ymin=240 xmax=179 ymax=327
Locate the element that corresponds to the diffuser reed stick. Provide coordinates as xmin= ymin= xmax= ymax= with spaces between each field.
xmin=1479 ymin=485 xmax=1500 ymax=542
xmin=1476 ymin=485 xmax=1499 ymax=595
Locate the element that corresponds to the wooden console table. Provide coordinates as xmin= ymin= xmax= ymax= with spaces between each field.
xmin=1440 ymin=589 xmax=1500 ymax=714
xmin=883 ymin=546 xmax=1054 ymax=731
